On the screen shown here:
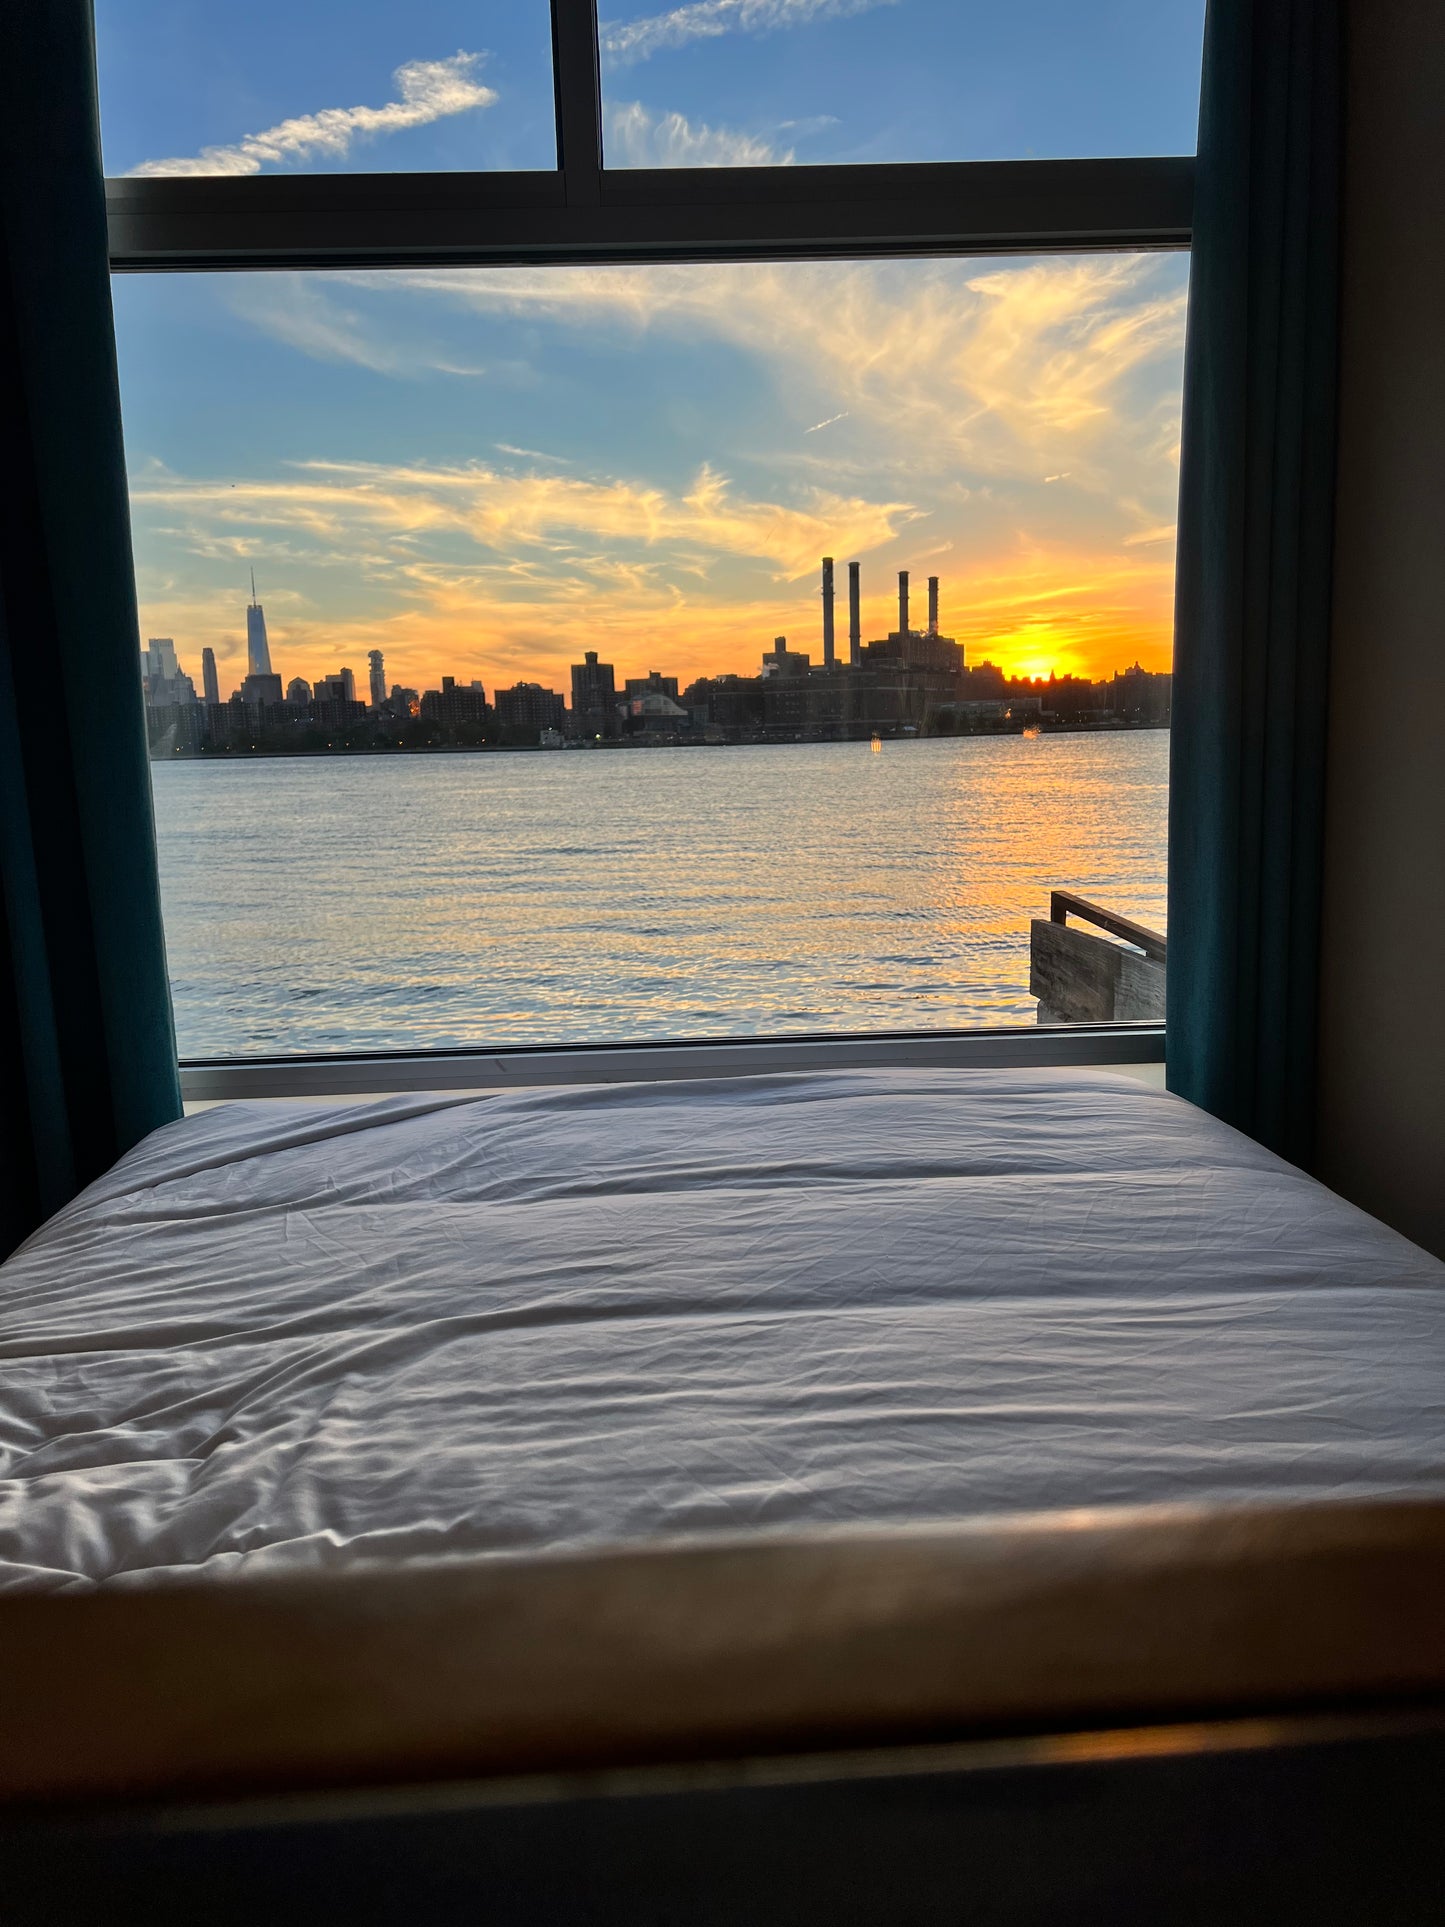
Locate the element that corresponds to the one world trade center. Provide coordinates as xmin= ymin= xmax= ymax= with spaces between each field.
xmin=246 ymin=571 xmax=273 ymax=677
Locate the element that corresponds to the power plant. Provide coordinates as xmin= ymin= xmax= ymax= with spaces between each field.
xmin=690 ymin=555 xmax=969 ymax=741
xmin=813 ymin=556 xmax=963 ymax=673
xmin=817 ymin=555 xmax=964 ymax=677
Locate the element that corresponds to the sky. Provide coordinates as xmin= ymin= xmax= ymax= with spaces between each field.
xmin=99 ymin=1 xmax=1203 ymax=701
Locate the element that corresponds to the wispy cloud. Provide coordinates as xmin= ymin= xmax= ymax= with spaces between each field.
xmin=225 ymin=280 xmax=405 ymax=373
xmin=804 ymin=410 xmax=849 ymax=433
xmin=331 ymin=256 xmax=1187 ymax=495
xmin=777 ymin=115 xmax=841 ymax=136
xmin=606 ymin=101 xmax=791 ymax=166
xmin=127 ymin=53 xmax=496 ymax=177
xmin=130 ymin=457 xmax=917 ymax=583
xmin=224 ymin=275 xmax=531 ymax=384
xmin=495 ymin=444 xmax=573 ymax=464
xmin=601 ymin=0 xmax=897 ymax=66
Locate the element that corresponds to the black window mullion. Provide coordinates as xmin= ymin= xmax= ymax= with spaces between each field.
xmin=551 ymin=0 xmax=602 ymax=206
xmin=106 ymin=157 xmax=1192 ymax=272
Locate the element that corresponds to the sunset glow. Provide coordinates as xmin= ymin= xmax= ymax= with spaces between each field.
xmin=114 ymin=253 xmax=1187 ymax=700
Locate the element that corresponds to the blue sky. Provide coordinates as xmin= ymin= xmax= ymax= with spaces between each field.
xmin=96 ymin=0 xmax=1204 ymax=174
xmin=99 ymin=2 xmax=1201 ymax=700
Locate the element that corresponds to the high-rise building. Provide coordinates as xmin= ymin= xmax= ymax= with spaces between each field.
xmin=201 ymin=646 xmax=220 ymax=707
xmin=141 ymin=638 xmax=196 ymax=707
xmin=419 ymin=675 xmax=488 ymax=725
xmin=286 ymin=677 xmax=312 ymax=706
xmin=368 ymin=650 xmax=386 ymax=708
xmin=246 ymin=572 xmax=273 ymax=678
xmin=570 ymin=651 xmax=618 ymax=740
xmin=494 ymin=681 xmax=567 ymax=732
xmin=145 ymin=637 xmax=180 ymax=683
xmin=314 ymin=668 xmax=357 ymax=704
xmin=240 ymin=673 xmax=283 ymax=709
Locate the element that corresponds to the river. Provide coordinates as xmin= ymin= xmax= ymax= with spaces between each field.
xmin=149 ymin=731 xmax=1169 ymax=1058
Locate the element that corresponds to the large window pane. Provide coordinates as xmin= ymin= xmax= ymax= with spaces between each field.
xmin=95 ymin=1 xmax=556 ymax=177
xmin=600 ymin=0 xmax=1205 ymax=167
xmin=113 ymin=255 xmax=1185 ymax=1056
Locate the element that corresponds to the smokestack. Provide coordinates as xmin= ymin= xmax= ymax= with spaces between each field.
xmin=928 ymin=575 xmax=939 ymax=636
xmin=897 ymin=570 xmax=909 ymax=639
xmin=821 ymin=557 xmax=835 ymax=668
xmin=848 ymin=561 xmax=861 ymax=666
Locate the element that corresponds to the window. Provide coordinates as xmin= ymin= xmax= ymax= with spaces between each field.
xmin=598 ymin=0 xmax=1206 ymax=169
xmin=105 ymin=0 xmax=1196 ymax=1074
xmin=95 ymin=2 xmax=558 ymax=176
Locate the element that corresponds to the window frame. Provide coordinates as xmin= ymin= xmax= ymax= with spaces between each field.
xmin=109 ymin=0 xmax=1187 ymax=1094
xmin=105 ymin=0 xmax=1193 ymax=269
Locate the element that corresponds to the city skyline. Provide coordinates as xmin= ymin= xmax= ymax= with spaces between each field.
xmin=149 ymin=551 xmax=1175 ymax=723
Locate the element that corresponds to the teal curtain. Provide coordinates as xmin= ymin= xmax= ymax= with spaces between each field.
xmin=0 ymin=1 xmax=181 ymax=1258
xmin=1167 ymin=0 xmax=1343 ymax=1165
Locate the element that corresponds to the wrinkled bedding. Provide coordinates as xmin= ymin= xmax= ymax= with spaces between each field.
xmin=2 ymin=1068 xmax=1443 ymax=1591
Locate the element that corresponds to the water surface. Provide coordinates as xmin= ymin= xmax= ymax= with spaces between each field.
xmin=150 ymin=733 xmax=1169 ymax=1057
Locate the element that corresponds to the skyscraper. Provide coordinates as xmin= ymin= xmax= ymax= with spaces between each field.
xmin=368 ymin=650 xmax=386 ymax=708
xmin=141 ymin=638 xmax=196 ymax=706
xmin=246 ymin=571 xmax=273 ymax=677
xmin=144 ymin=638 xmax=180 ymax=683
xmin=570 ymin=650 xmax=618 ymax=740
xmin=201 ymin=646 xmax=220 ymax=707
xmin=314 ymin=668 xmax=357 ymax=703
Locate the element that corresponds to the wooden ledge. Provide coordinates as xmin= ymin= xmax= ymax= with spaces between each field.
xmin=3 ymin=1498 xmax=1444 ymax=1809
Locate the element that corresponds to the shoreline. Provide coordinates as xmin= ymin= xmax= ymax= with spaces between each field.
xmin=149 ymin=722 xmax=1172 ymax=765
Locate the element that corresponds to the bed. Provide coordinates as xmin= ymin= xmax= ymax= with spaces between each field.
xmin=3 ymin=1066 xmax=1443 ymax=1591
xmin=5 ymin=1066 xmax=1445 ymax=1916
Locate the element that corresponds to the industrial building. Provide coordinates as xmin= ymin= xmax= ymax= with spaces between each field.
xmin=685 ymin=561 xmax=969 ymax=742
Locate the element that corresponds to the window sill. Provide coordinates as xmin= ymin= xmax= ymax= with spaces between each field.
xmin=178 ymin=1023 xmax=1165 ymax=1104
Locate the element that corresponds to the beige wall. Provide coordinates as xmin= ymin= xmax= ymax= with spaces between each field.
xmin=1316 ymin=0 xmax=1445 ymax=1257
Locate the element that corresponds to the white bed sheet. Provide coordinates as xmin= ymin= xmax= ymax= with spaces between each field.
xmin=2 ymin=1068 xmax=1443 ymax=1591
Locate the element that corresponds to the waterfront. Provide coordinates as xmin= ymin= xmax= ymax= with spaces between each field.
xmin=150 ymin=732 xmax=1169 ymax=1058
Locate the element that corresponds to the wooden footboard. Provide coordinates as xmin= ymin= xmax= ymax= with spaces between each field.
xmin=3 ymin=1496 xmax=1444 ymax=1809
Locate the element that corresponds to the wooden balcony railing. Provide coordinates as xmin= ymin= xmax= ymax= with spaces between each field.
xmin=1031 ymin=890 xmax=1167 ymax=1025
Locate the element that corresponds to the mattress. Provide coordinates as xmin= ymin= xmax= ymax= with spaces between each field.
xmin=2 ymin=1068 xmax=1443 ymax=1591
